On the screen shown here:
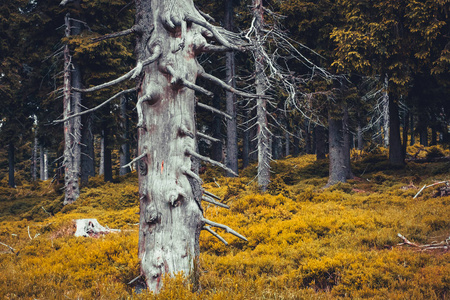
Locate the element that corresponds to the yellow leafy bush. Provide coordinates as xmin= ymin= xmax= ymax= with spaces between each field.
xmin=1 ymin=153 xmax=450 ymax=299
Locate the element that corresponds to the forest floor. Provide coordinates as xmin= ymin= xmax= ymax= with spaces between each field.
xmin=0 ymin=145 xmax=449 ymax=299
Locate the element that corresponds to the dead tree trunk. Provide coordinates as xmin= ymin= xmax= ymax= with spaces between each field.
xmin=254 ymin=0 xmax=271 ymax=191
xmin=134 ymin=0 xmax=248 ymax=291
xmin=225 ymin=0 xmax=238 ymax=177
xmin=61 ymin=0 xmax=249 ymax=292
xmin=80 ymin=113 xmax=95 ymax=185
xmin=63 ymin=13 xmax=82 ymax=205
xmin=120 ymin=95 xmax=131 ymax=175
xmin=39 ymin=145 xmax=48 ymax=181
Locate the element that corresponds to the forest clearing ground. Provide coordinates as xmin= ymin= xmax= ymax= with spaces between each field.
xmin=0 ymin=149 xmax=449 ymax=299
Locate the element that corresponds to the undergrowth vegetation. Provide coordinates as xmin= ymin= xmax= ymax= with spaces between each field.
xmin=0 ymin=147 xmax=449 ymax=299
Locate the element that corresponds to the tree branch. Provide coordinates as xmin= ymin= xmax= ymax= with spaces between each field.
xmin=197 ymin=132 xmax=220 ymax=143
xmin=0 ymin=241 xmax=15 ymax=254
xmin=185 ymin=15 xmax=245 ymax=51
xmin=204 ymin=190 xmax=221 ymax=200
xmin=185 ymin=148 xmax=237 ymax=176
xmin=202 ymin=195 xmax=229 ymax=209
xmin=122 ymin=152 xmax=146 ymax=170
xmin=203 ymin=226 xmax=228 ymax=245
xmin=74 ymin=46 xmax=161 ymax=93
xmin=53 ymin=88 xmax=136 ymax=124
xmin=202 ymin=218 xmax=247 ymax=241
xmin=166 ymin=66 xmax=213 ymax=97
xmin=91 ymin=25 xmax=144 ymax=43
xmin=197 ymin=102 xmax=232 ymax=120
xmin=181 ymin=167 xmax=203 ymax=184
xmin=199 ymin=72 xmax=261 ymax=99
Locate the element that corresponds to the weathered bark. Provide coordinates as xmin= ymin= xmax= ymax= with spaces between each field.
xmin=135 ymin=0 xmax=210 ymax=291
xmin=225 ymin=0 xmax=238 ymax=177
xmin=388 ymin=96 xmax=404 ymax=166
xmin=120 ymin=96 xmax=131 ymax=175
xmin=99 ymin=135 xmax=104 ymax=175
xmin=80 ymin=114 xmax=95 ymax=186
xmin=63 ymin=13 xmax=82 ymax=205
xmin=254 ymin=0 xmax=271 ymax=191
xmin=39 ymin=145 xmax=48 ymax=181
xmin=315 ymin=124 xmax=326 ymax=160
xmin=8 ymin=141 xmax=15 ymax=188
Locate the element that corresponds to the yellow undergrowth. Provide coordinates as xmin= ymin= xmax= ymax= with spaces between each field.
xmin=1 ymin=150 xmax=449 ymax=299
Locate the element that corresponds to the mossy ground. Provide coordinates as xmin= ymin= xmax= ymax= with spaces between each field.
xmin=0 ymin=148 xmax=449 ymax=299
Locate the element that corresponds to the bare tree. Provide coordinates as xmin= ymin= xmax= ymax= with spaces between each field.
xmin=63 ymin=12 xmax=82 ymax=205
xmin=59 ymin=0 xmax=251 ymax=292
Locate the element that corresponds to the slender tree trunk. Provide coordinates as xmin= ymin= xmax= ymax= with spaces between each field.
xmin=242 ymin=106 xmax=250 ymax=168
xmin=99 ymin=135 xmax=104 ymax=175
xmin=8 ymin=141 xmax=15 ymax=188
xmin=63 ymin=13 xmax=82 ymax=205
xmin=254 ymin=0 xmax=270 ymax=191
xmin=32 ymin=135 xmax=38 ymax=181
xmin=342 ymin=107 xmax=354 ymax=179
xmin=81 ymin=114 xmax=95 ymax=185
xmin=211 ymin=92 xmax=223 ymax=163
xmin=293 ymin=127 xmax=300 ymax=156
xmin=40 ymin=145 xmax=48 ymax=181
xmin=326 ymin=114 xmax=346 ymax=186
xmin=225 ymin=0 xmax=238 ymax=176
xmin=382 ymin=77 xmax=389 ymax=147
xmin=388 ymin=96 xmax=404 ymax=166
xmin=315 ymin=124 xmax=326 ymax=160
xmin=103 ymin=120 xmax=113 ymax=182
xmin=120 ymin=95 xmax=131 ymax=175
xmin=285 ymin=127 xmax=290 ymax=157
xmin=419 ymin=126 xmax=428 ymax=146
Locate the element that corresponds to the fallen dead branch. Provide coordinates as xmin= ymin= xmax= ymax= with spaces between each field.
xmin=0 ymin=241 xmax=16 ymax=254
xmin=413 ymin=181 xmax=449 ymax=199
xmin=397 ymin=233 xmax=449 ymax=251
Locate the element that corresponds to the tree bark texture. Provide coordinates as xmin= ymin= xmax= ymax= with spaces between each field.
xmin=32 ymin=135 xmax=38 ymax=181
xmin=254 ymin=0 xmax=271 ymax=191
xmin=120 ymin=95 xmax=131 ymax=175
xmin=8 ymin=141 xmax=15 ymax=188
xmin=63 ymin=13 xmax=82 ymax=205
xmin=242 ymin=106 xmax=250 ymax=168
xmin=388 ymin=96 xmax=404 ymax=166
xmin=326 ymin=116 xmax=347 ymax=187
xmin=225 ymin=0 xmax=238 ymax=177
xmin=135 ymin=0 xmax=216 ymax=291
xmin=39 ymin=145 xmax=48 ymax=181
xmin=81 ymin=114 xmax=95 ymax=185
